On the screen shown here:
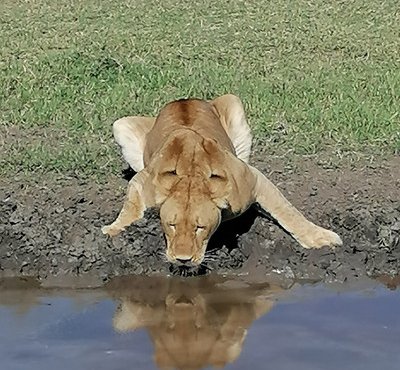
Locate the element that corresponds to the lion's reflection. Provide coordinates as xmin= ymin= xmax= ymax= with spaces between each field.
xmin=106 ymin=275 xmax=284 ymax=370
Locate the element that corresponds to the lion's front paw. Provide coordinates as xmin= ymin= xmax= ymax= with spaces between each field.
xmin=299 ymin=227 xmax=343 ymax=249
xmin=101 ymin=224 xmax=124 ymax=237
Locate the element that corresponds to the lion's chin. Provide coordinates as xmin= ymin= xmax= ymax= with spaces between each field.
xmin=168 ymin=262 xmax=208 ymax=277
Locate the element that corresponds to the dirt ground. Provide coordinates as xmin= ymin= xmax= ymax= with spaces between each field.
xmin=1 ymin=152 xmax=399 ymax=287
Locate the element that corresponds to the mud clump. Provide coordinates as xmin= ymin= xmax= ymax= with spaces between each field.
xmin=1 ymin=156 xmax=399 ymax=286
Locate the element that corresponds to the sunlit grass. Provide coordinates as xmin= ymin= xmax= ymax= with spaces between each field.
xmin=1 ymin=0 xmax=399 ymax=178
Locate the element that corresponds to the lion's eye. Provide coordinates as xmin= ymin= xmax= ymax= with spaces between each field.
xmin=210 ymin=173 xmax=223 ymax=179
xmin=196 ymin=225 xmax=206 ymax=232
xmin=164 ymin=170 xmax=177 ymax=176
xmin=168 ymin=223 xmax=176 ymax=230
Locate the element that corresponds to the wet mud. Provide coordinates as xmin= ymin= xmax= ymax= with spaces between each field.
xmin=1 ymin=155 xmax=399 ymax=286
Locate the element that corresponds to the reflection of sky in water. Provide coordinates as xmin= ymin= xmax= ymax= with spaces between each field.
xmin=231 ymin=287 xmax=400 ymax=370
xmin=0 ymin=298 xmax=156 ymax=370
xmin=1 ymin=286 xmax=400 ymax=370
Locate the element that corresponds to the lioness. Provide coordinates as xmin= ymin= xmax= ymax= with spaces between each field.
xmin=102 ymin=94 xmax=342 ymax=266
xmin=108 ymin=275 xmax=281 ymax=369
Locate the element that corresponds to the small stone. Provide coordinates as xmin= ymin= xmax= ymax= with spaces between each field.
xmin=391 ymin=221 xmax=400 ymax=231
xmin=310 ymin=185 xmax=318 ymax=196
xmin=55 ymin=206 xmax=64 ymax=214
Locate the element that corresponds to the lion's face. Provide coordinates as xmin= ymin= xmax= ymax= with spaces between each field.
xmin=160 ymin=187 xmax=221 ymax=265
xmin=151 ymin=133 xmax=231 ymax=266
xmin=109 ymin=276 xmax=278 ymax=370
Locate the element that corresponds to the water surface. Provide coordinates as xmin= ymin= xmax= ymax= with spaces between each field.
xmin=1 ymin=275 xmax=399 ymax=370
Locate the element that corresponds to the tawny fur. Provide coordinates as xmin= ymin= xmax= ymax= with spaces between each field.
xmin=110 ymin=276 xmax=280 ymax=369
xmin=102 ymin=94 xmax=342 ymax=265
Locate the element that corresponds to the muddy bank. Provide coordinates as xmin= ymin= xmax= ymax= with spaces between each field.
xmin=0 ymin=154 xmax=399 ymax=286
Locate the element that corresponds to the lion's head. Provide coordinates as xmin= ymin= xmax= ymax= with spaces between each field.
xmin=108 ymin=276 xmax=279 ymax=370
xmin=149 ymin=131 xmax=233 ymax=266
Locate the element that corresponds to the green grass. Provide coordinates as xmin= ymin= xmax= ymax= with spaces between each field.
xmin=1 ymin=0 xmax=399 ymax=178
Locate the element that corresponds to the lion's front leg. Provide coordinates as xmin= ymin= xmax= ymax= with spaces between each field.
xmin=102 ymin=170 xmax=152 ymax=237
xmin=249 ymin=165 xmax=342 ymax=249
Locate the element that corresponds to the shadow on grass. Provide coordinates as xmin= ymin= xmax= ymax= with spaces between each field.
xmin=121 ymin=167 xmax=137 ymax=181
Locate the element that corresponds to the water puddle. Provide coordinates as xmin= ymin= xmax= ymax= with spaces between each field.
xmin=1 ymin=275 xmax=400 ymax=370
